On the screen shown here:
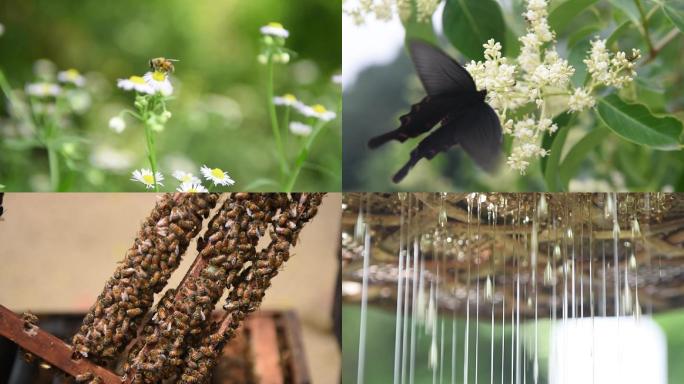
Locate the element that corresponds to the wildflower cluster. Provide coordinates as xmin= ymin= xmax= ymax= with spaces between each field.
xmin=273 ymin=93 xmax=337 ymax=136
xmin=465 ymin=0 xmax=640 ymax=174
xmin=131 ymin=165 xmax=234 ymax=192
xmin=260 ymin=23 xmax=339 ymax=191
xmin=344 ymin=0 xmax=441 ymax=24
xmin=3 ymin=59 xmax=92 ymax=190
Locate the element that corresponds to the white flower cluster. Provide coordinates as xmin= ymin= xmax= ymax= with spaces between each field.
xmin=130 ymin=165 xmax=235 ymax=191
xmin=465 ymin=0 xmax=639 ymax=174
xmin=273 ymin=93 xmax=337 ymax=136
xmin=584 ymin=39 xmax=640 ymax=88
xmin=344 ymin=0 xmax=440 ymax=24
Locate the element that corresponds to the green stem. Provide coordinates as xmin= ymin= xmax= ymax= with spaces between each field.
xmin=635 ymin=0 xmax=655 ymax=56
xmin=284 ymin=120 xmax=326 ymax=192
xmin=141 ymin=100 xmax=159 ymax=192
xmin=47 ymin=142 xmax=59 ymax=191
xmin=282 ymin=106 xmax=291 ymax=152
xmin=266 ymin=58 xmax=288 ymax=180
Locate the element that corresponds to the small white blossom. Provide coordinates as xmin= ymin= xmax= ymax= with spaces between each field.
xmin=57 ymin=69 xmax=86 ymax=87
xmin=200 ymin=165 xmax=235 ymax=186
xmin=273 ymin=93 xmax=299 ymax=107
xmin=177 ymin=182 xmax=208 ymax=193
xmin=260 ymin=22 xmax=289 ymax=38
xmin=131 ymin=168 xmax=164 ymax=189
xmin=568 ymin=87 xmax=595 ymax=112
xmin=297 ymin=103 xmax=336 ymax=121
xmin=289 ymin=121 xmax=313 ymax=136
xmin=172 ymin=170 xmax=201 ymax=184
xmin=117 ymin=75 xmax=154 ymax=94
xmin=332 ymin=74 xmax=342 ymax=84
xmin=143 ymin=71 xmax=173 ymax=96
xmin=108 ymin=116 xmax=126 ymax=133
xmin=25 ymin=82 xmax=61 ymax=97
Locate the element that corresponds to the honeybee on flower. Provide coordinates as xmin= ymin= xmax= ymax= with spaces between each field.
xmin=149 ymin=57 xmax=179 ymax=74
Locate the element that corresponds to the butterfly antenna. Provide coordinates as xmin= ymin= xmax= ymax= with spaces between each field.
xmin=368 ymin=131 xmax=399 ymax=149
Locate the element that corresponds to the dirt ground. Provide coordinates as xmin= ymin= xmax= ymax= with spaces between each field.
xmin=0 ymin=193 xmax=341 ymax=383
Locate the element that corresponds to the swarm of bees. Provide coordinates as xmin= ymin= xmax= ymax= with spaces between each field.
xmin=68 ymin=193 xmax=324 ymax=384
xmin=149 ymin=57 xmax=179 ymax=74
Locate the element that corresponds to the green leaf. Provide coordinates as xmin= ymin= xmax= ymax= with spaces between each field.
xmin=663 ymin=0 xmax=684 ymax=32
xmin=568 ymin=38 xmax=592 ymax=87
xmin=606 ymin=0 xmax=642 ymax=25
xmin=442 ymin=0 xmax=506 ymax=61
xmin=606 ymin=20 xmax=633 ymax=48
xmin=567 ymin=24 xmax=603 ymax=48
xmin=541 ymin=113 xmax=575 ymax=191
xmin=596 ymin=94 xmax=683 ymax=150
xmin=558 ymin=124 xmax=610 ymax=188
xmin=549 ymin=0 xmax=599 ymax=35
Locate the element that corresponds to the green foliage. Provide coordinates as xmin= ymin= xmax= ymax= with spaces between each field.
xmin=443 ymin=0 xmax=506 ymax=60
xmin=596 ymin=94 xmax=683 ymax=150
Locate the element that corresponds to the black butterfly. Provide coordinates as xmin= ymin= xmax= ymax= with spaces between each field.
xmin=368 ymin=40 xmax=502 ymax=183
xmin=0 ymin=192 xmax=4 ymax=219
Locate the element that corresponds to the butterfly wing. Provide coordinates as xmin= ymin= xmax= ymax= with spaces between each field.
xmin=368 ymin=95 xmax=457 ymax=149
xmin=392 ymin=102 xmax=502 ymax=182
xmin=456 ymin=103 xmax=502 ymax=171
xmin=408 ymin=40 xmax=477 ymax=96
xmin=392 ymin=117 xmax=462 ymax=183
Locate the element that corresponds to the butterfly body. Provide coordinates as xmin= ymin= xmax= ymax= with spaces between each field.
xmin=368 ymin=40 xmax=502 ymax=183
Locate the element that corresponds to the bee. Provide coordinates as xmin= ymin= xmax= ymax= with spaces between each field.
xmin=149 ymin=57 xmax=179 ymax=73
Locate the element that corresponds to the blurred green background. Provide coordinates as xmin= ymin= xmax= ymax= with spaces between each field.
xmin=343 ymin=304 xmax=684 ymax=383
xmin=0 ymin=0 xmax=341 ymax=191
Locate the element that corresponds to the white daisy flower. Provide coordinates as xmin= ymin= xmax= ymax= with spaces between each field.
xmin=172 ymin=170 xmax=201 ymax=184
xmin=332 ymin=74 xmax=342 ymax=84
xmin=131 ymin=168 xmax=164 ymax=189
xmin=57 ymin=69 xmax=86 ymax=87
xmin=260 ymin=22 xmax=289 ymax=38
xmin=289 ymin=121 xmax=312 ymax=136
xmin=297 ymin=103 xmax=336 ymax=122
xmin=117 ymin=75 xmax=154 ymax=94
xmin=25 ymin=82 xmax=61 ymax=97
xmin=108 ymin=116 xmax=126 ymax=133
xmin=143 ymin=71 xmax=173 ymax=96
xmin=200 ymin=165 xmax=235 ymax=186
xmin=177 ymin=182 xmax=208 ymax=193
xmin=273 ymin=93 xmax=299 ymax=106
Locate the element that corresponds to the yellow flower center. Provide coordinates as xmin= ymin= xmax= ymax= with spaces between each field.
xmin=41 ymin=84 xmax=52 ymax=93
xmin=66 ymin=69 xmax=80 ymax=79
xmin=268 ymin=22 xmax=284 ymax=29
xmin=211 ymin=168 xmax=225 ymax=179
xmin=152 ymin=71 xmax=166 ymax=82
xmin=187 ymin=187 xmax=198 ymax=192
xmin=130 ymin=76 xmax=146 ymax=84
xmin=181 ymin=175 xmax=192 ymax=182
xmin=283 ymin=94 xmax=297 ymax=102
xmin=312 ymin=104 xmax=327 ymax=114
xmin=142 ymin=174 xmax=155 ymax=184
